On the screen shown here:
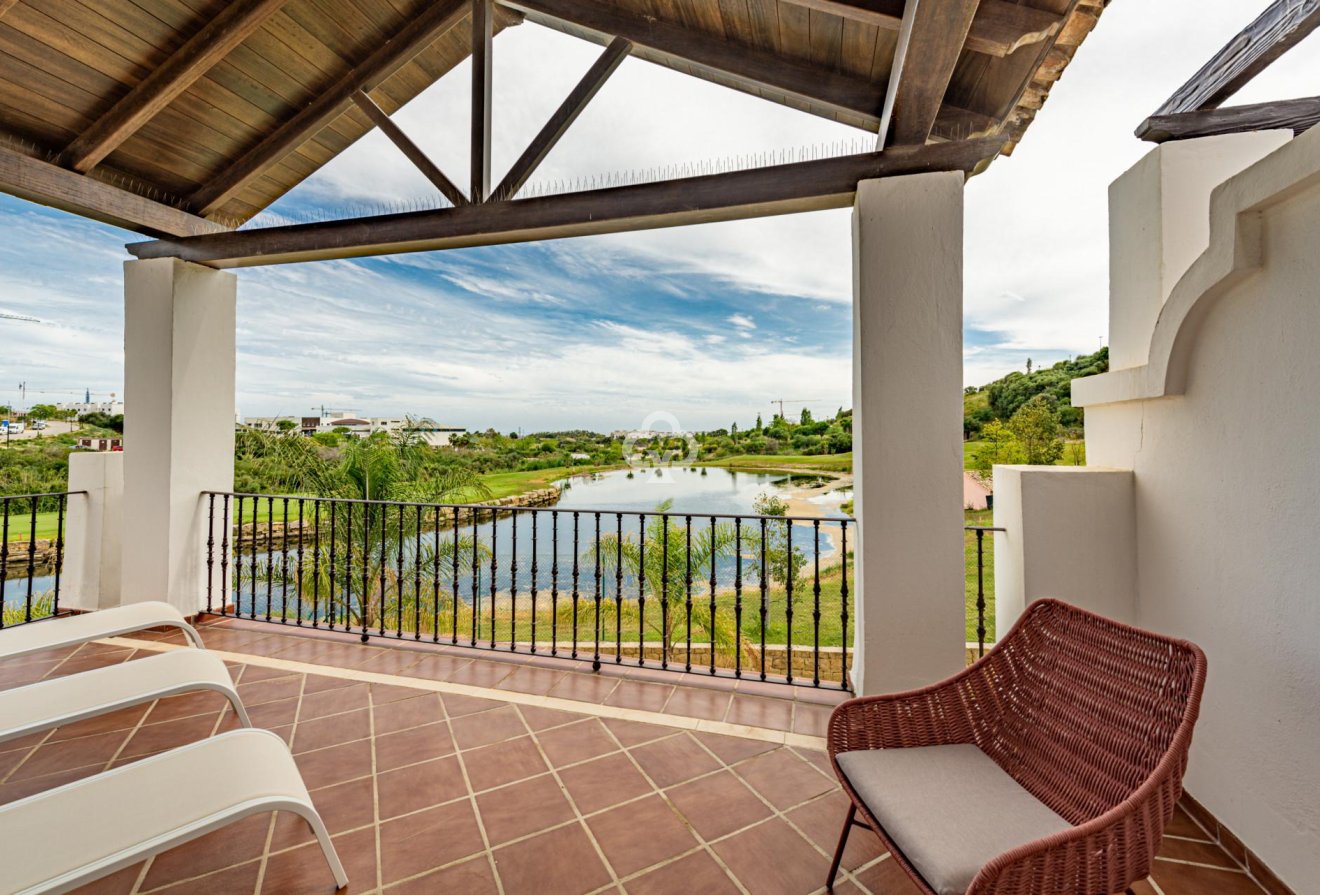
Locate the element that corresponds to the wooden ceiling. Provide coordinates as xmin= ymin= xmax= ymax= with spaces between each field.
xmin=0 ymin=0 xmax=1109 ymax=241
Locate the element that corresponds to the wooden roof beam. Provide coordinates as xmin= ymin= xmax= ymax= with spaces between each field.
xmin=61 ymin=0 xmax=288 ymax=174
xmin=1153 ymin=0 xmax=1320 ymax=116
xmin=493 ymin=37 xmax=630 ymax=201
xmin=0 ymin=0 xmax=18 ymax=21
xmin=0 ymin=145 xmax=226 ymax=238
xmin=882 ymin=0 xmax=983 ymax=147
xmin=349 ymin=91 xmax=467 ymax=206
xmin=127 ymin=137 xmax=1003 ymax=268
xmin=778 ymin=0 xmax=1060 ymax=57
xmin=500 ymin=0 xmax=884 ymax=126
xmin=189 ymin=0 xmax=474 ymax=217
xmin=1137 ymin=95 xmax=1320 ymax=144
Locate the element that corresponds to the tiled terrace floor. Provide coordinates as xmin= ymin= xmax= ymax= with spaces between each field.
xmin=0 ymin=618 xmax=1271 ymax=895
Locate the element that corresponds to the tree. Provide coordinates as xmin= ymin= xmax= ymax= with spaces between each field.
xmin=1026 ymin=358 xmax=1033 ymax=374
xmin=27 ymin=404 xmax=58 ymax=420
xmin=275 ymin=418 xmax=296 ymax=432
xmin=972 ymin=420 xmax=1025 ymax=474
xmin=751 ymin=493 xmax=807 ymax=586
xmin=1007 ymin=395 xmax=1065 ymax=465
xmin=799 ymin=407 xmax=813 ymax=426
xmin=755 ymin=414 xmax=763 ymax=433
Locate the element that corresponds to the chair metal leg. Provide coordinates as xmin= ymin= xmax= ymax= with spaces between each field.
xmin=826 ymin=803 xmax=856 ymax=891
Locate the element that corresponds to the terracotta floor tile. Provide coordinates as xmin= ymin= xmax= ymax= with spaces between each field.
xmin=447 ymin=659 xmax=518 ymax=689
xmin=119 ymin=712 xmax=220 ymax=759
xmin=0 ymin=764 xmax=103 ymax=804
xmin=379 ymin=800 xmax=486 ymax=884
xmin=603 ymin=681 xmax=674 ymax=713
xmin=493 ymin=823 xmax=613 ymax=895
xmin=630 ymin=733 xmax=721 ymax=789
xmin=1159 ymin=835 xmax=1241 ymax=868
xmin=298 ymin=682 xmax=370 ymax=720
xmin=440 ymin=692 xmax=507 ymax=718
xmin=546 ymin=672 xmax=620 ymax=704
xmin=450 ymin=704 xmax=528 ymax=751
xmin=403 ymin=653 xmax=476 ymax=682
xmin=301 ymin=673 xmax=360 ymax=695
xmin=0 ymin=660 xmax=62 ymax=691
xmin=46 ymin=704 xmax=151 ymax=743
xmin=622 ymin=849 xmax=740 ymax=895
xmin=791 ymin=702 xmax=833 ymax=738
xmin=372 ymin=693 xmax=445 ymax=736
xmin=142 ymin=690 xmax=232 ymax=726
xmin=368 ymin=681 xmax=428 ymax=706
xmin=236 ymin=674 xmax=303 ymax=707
xmin=734 ymin=748 xmax=834 ymax=810
xmin=586 ymin=794 xmax=698 ymax=877
xmin=49 ymin=652 xmax=137 ymax=678
xmin=463 ymin=735 xmax=549 ymax=792
xmin=600 ymin=718 xmax=677 ymax=748
xmin=519 ymin=704 xmax=587 ymax=731
xmin=272 ymin=777 xmax=376 ymax=851
xmin=695 ymin=731 xmax=778 ymax=766
xmin=711 ymin=817 xmax=830 ymax=895
xmin=662 ymin=687 xmax=731 ymax=722
xmin=724 ymin=694 xmax=795 ymax=731
xmin=64 ymin=862 xmax=143 ymax=895
xmin=374 ymin=721 xmax=454 ymax=772
xmin=791 ymin=746 xmax=833 ymax=777
xmin=496 ymin=665 xmax=567 ymax=695
xmin=851 ymin=853 xmax=923 ymax=895
xmin=1149 ymin=861 xmax=1264 ymax=895
xmin=1165 ymin=807 xmax=1213 ymax=840
xmin=245 ymin=695 xmax=301 ymax=729
xmin=6 ymin=729 xmax=128 ymax=780
xmin=148 ymin=861 xmax=261 ymax=895
xmin=666 ymin=770 xmax=773 ymax=841
xmin=231 ymin=663 xmax=297 ymax=685
xmin=296 ymin=738 xmax=373 ymax=791
xmin=785 ymin=792 xmax=883 ymax=873
xmin=559 ymin=752 xmax=654 ymax=815
xmin=140 ymin=813 xmax=270 ymax=889
xmin=358 ymin=647 xmax=427 ymax=676
xmin=293 ymin=708 xmax=370 ymax=753
xmin=260 ymin=826 xmax=377 ymax=894
xmin=476 ymin=773 xmax=577 ymax=845
xmin=378 ymin=755 xmax=467 ymax=819
xmin=388 ymin=855 xmax=499 ymax=894
xmin=535 ymin=718 xmax=619 ymax=768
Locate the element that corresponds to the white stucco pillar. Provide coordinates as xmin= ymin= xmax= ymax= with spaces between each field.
xmin=120 ymin=258 xmax=236 ymax=616
xmin=63 ymin=452 xmax=124 ymax=610
xmin=851 ymin=172 xmax=966 ymax=695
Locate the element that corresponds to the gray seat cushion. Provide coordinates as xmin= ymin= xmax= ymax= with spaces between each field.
xmin=836 ymin=744 xmax=1072 ymax=895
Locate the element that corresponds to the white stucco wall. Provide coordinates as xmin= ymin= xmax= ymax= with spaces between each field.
xmin=64 ymin=451 xmax=124 ymax=611
xmin=1076 ymin=130 xmax=1320 ymax=889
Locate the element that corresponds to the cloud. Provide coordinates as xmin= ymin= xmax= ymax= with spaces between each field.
xmin=727 ymin=314 xmax=756 ymax=330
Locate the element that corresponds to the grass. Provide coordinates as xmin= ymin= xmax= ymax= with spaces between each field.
xmin=699 ymin=453 xmax=852 ymax=474
xmin=963 ymin=441 xmax=1087 ymax=470
xmin=465 ymin=464 xmax=625 ymax=501
xmin=964 ymin=507 xmax=996 ymax=643
xmin=2 ymin=509 xmax=67 ymax=542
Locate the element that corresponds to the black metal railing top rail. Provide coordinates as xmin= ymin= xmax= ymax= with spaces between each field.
xmin=965 ymin=525 xmax=1004 ymax=658
xmin=1 ymin=491 xmax=82 ymax=629
xmin=204 ymin=491 xmax=855 ymax=691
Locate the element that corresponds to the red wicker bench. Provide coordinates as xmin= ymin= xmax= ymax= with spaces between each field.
xmin=826 ymin=599 xmax=1207 ymax=895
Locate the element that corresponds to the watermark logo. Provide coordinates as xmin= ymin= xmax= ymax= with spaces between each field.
xmin=623 ymin=412 xmax=698 ymax=481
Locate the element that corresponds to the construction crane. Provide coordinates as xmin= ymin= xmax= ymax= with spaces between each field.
xmin=769 ymin=398 xmax=822 ymax=420
xmin=0 ymin=311 xmax=41 ymax=323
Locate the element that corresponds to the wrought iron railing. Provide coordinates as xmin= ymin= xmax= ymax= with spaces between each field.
xmin=1 ymin=491 xmax=80 ymax=629
xmin=965 ymin=525 xmax=1004 ymax=658
xmin=203 ymin=492 xmax=855 ymax=690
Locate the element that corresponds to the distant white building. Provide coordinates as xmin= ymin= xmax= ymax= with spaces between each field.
xmin=243 ymin=411 xmax=465 ymax=446
xmin=58 ymin=400 xmax=125 ymax=417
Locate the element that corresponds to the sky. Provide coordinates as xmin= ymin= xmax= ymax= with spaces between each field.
xmin=1 ymin=1 xmax=1317 ymax=433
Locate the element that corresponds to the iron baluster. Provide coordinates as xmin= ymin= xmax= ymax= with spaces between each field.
xmin=489 ymin=507 xmax=497 ymax=649
xmin=24 ymin=497 xmax=37 ymax=622
xmin=571 ymin=511 xmax=580 ymax=659
xmin=220 ymin=495 xmax=231 ymax=618
xmin=311 ymin=500 xmax=321 ymax=627
xmin=684 ymin=515 xmax=692 ymax=673
xmin=840 ymin=521 xmax=849 ymax=689
xmin=812 ymin=519 xmax=821 ymax=687
xmin=264 ymin=496 xmax=274 ymax=622
xmin=637 ymin=513 xmax=646 ymax=666
xmin=592 ymin=511 xmax=601 ymax=672
xmin=530 ymin=508 xmax=538 ymax=653
xmin=0 ymin=499 xmax=8 ymax=629
xmin=614 ymin=512 xmax=623 ymax=664
xmin=53 ymin=493 xmax=67 ymax=618
xmin=660 ymin=517 xmax=669 ymax=670
xmin=205 ymin=493 xmax=215 ymax=614
xmin=759 ymin=516 xmax=768 ymax=681
xmin=785 ymin=520 xmax=794 ymax=685
xmin=550 ymin=510 xmax=559 ymax=656
xmin=734 ymin=517 xmax=742 ymax=679
xmin=295 ymin=499 xmax=305 ymax=625
xmin=510 ymin=509 xmax=518 ymax=651
xmin=709 ymin=516 xmax=717 ymax=676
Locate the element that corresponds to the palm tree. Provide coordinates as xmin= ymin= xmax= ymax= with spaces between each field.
xmin=584 ymin=500 xmax=744 ymax=665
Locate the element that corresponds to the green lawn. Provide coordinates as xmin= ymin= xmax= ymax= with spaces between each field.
xmin=700 ymin=453 xmax=852 ymax=474
xmin=463 ymin=464 xmax=625 ymax=501
xmin=3 ymin=507 xmax=70 ymax=541
xmin=963 ymin=441 xmax=1086 ymax=470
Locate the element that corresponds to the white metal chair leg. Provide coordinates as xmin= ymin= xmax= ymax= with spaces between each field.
xmin=293 ymin=801 xmax=350 ymax=888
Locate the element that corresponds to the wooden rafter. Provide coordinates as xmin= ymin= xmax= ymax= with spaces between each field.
xmin=780 ymin=0 xmax=1060 ymax=58
xmin=349 ymin=91 xmax=467 ymax=207
xmin=883 ymin=0 xmax=982 ymax=147
xmin=471 ymin=0 xmax=494 ymax=202
xmin=189 ymin=0 xmax=472 ymax=216
xmin=0 ymin=145 xmax=225 ymax=238
xmin=1137 ymin=96 xmax=1320 ymax=144
xmin=1153 ymin=0 xmax=1320 ymax=116
xmin=500 ymin=0 xmax=885 ymax=127
xmin=127 ymin=137 xmax=1002 ymax=268
xmin=493 ymin=37 xmax=630 ymax=201
xmin=61 ymin=0 xmax=287 ymax=174
xmin=0 ymin=0 xmax=18 ymax=21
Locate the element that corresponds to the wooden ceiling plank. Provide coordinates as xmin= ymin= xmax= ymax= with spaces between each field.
xmin=127 ymin=136 xmax=1003 ymax=267
xmin=1154 ymin=0 xmax=1320 ymax=116
xmin=0 ymin=143 xmax=226 ymax=237
xmin=471 ymin=0 xmax=493 ymax=201
xmin=774 ymin=0 xmax=1057 ymax=57
xmin=1137 ymin=95 xmax=1320 ymax=144
xmin=189 ymin=0 xmax=471 ymax=216
xmin=0 ymin=0 xmax=16 ymax=20
xmin=884 ymin=0 xmax=981 ymax=147
xmin=493 ymin=36 xmax=630 ymax=201
xmin=502 ymin=0 xmax=884 ymax=126
xmin=349 ymin=89 xmax=467 ymax=206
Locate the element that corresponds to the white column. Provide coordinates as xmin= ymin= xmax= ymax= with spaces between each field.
xmin=120 ymin=258 xmax=236 ymax=616
xmin=851 ymin=172 xmax=965 ymax=695
xmin=63 ymin=452 xmax=124 ymax=611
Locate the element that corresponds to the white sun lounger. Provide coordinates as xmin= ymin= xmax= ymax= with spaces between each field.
xmin=0 ymin=649 xmax=251 ymax=745
xmin=0 ymin=601 xmax=205 ymax=661
xmin=0 ymin=728 xmax=348 ymax=895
